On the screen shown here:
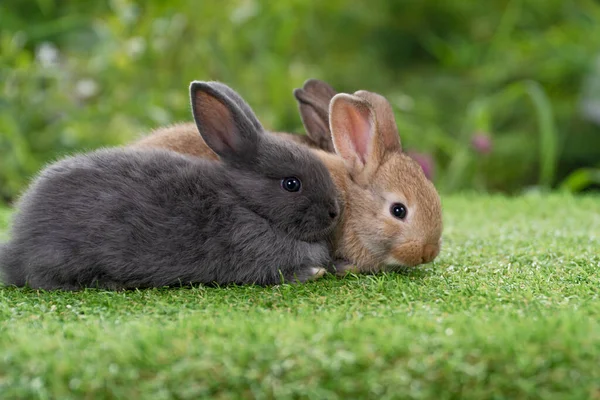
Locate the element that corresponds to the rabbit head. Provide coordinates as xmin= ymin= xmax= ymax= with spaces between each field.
xmin=328 ymin=90 xmax=443 ymax=272
xmin=190 ymin=81 xmax=340 ymax=242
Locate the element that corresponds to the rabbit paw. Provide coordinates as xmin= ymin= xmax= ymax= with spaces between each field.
xmin=332 ymin=259 xmax=359 ymax=276
xmin=282 ymin=241 xmax=331 ymax=283
xmin=288 ymin=266 xmax=328 ymax=283
xmin=307 ymin=267 xmax=327 ymax=281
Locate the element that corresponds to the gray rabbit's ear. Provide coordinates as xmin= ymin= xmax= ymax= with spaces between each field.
xmin=293 ymin=79 xmax=337 ymax=152
xmin=203 ymin=81 xmax=263 ymax=132
xmin=190 ymin=81 xmax=262 ymax=160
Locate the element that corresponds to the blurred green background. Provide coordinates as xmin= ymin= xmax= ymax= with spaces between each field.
xmin=1 ymin=0 xmax=600 ymax=204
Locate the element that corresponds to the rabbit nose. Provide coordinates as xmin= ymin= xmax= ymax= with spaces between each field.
xmin=422 ymin=243 xmax=440 ymax=263
xmin=328 ymin=208 xmax=338 ymax=220
xmin=327 ymin=201 xmax=339 ymax=220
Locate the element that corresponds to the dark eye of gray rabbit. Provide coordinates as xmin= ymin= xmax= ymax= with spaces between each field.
xmin=281 ymin=177 xmax=302 ymax=192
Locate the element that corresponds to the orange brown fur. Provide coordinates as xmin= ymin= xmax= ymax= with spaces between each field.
xmin=134 ymin=123 xmax=219 ymax=160
xmin=133 ymin=123 xmax=324 ymax=157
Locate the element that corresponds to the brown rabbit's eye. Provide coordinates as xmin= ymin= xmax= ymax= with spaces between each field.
xmin=390 ymin=203 xmax=407 ymax=219
xmin=281 ymin=177 xmax=302 ymax=192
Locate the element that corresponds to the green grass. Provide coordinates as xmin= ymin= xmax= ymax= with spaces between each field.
xmin=1 ymin=193 xmax=599 ymax=399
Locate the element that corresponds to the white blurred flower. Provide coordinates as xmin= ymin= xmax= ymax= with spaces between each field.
xmin=75 ymin=79 xmax=99 ymax=101
xmin=126 ymin=37 xmax=146 ymax=58
xmin=35 ymin=42 xmax=60 ymax=68
xmin=111 ymin=0 xmax=139 ymax=25
xmin=230 ymin=0 xmax=259 ymax=24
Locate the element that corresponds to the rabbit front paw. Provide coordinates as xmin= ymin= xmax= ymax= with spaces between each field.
xmin=332 ymin=259 xmax=360 ymax=276
xmin=281 ymin=241 xmax=331 ymax=283
xmin=307 ymin=267 xmax=327 ymax=281
xmin=286 ymin=266 xmax=327 ymax=283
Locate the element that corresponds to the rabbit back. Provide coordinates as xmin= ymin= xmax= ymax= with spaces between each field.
xmin=132 ymin=79 xmax=338 ymax=156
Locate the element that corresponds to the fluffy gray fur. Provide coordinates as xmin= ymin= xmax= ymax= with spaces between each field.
xmin=0 ymin=81 xmax=339 ymax=290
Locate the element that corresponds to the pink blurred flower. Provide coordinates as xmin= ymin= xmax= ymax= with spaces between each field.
xmin=471 ymin=133 xmax=493 ymax=154
xmin=407 ymin=151 xmax=434 ymax=180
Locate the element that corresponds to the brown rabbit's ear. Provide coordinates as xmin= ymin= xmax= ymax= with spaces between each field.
xmin=353 ymin=90 xmax=402 ymax=152
xmin=330 ymin=91 xmax=402 ymax=179
xmin=329 ymin=93 xmax=378 ymax=175
xmin=190 ymin=81 xmax=260 ymax=161
xmin=293 ymin=79 xmax=337 ymax=152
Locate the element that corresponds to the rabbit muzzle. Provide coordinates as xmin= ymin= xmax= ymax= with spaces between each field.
xmin=387 ymin=240 xmax=441 ymax=267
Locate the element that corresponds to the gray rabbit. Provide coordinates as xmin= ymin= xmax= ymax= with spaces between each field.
xmin=0 ymin=81 xmax=340 ymax=290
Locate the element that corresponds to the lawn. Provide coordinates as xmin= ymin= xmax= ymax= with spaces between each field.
xmin=0 ymin=193 xmax=599 ymax=399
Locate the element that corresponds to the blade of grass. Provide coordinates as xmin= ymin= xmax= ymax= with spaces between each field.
xmin=491 ymin=80 xmax=559 ymax=189
xmin=559 ymin=167 xmax=600 ymax=192
xmin=522 ymin=80 xmax=559 ymax=189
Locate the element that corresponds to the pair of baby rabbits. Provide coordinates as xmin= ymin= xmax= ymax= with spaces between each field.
xmin=0 ymin=79 xmax=442 ymax=291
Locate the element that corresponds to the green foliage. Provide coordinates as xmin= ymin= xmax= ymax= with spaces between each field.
xmin=1 ymin=193 xmax=600 ymax=398
xmin=1 ymin=0 xmax=600 ymax=203
xmin=560 ymin=167 xmax=600 ymax=192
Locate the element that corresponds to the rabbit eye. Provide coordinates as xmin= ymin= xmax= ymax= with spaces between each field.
xmin=281 ymin=177 xmax=302 ymax=192
xmin=390 ymin=203 xmax=407 ymax=219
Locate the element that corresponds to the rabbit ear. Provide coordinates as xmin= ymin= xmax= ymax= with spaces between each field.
xmin=329 ymin=93 xmax=375 ymax=173
xmin=329 ymin=92 xmax=400 ymax=178
xmin=353 ymin=90 xmax=402 ymax=152
xmin=204 ymin=81 xmax=263 ymax=132
xmin=189 ymin=81 xmax=262 ymax=160
xmin=293 ymin=79 xmax=337 ymax=152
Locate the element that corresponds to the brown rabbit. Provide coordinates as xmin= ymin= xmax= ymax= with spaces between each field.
xmin=133 ymin=81 xmax=442 ymax=274
xmin=134 ymin=79 xmax=337 ymax=157
xmin=322 ymin=91 xmax=442 ymax=274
